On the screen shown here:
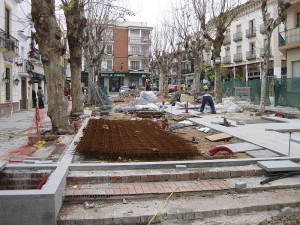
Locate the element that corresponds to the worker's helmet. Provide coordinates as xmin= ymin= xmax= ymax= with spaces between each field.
xmin=203 ymin=85 xmax=209 ymax=90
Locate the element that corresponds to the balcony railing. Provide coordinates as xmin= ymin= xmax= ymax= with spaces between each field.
xmin=246 ymin=28 xmax=256 ymax=38
xmin=0 ymin=28 xmax=19 ymax=54
xmin=260 ymin=24 xmax=266 ymax=34
xmin=233 ymin=32 xmax=243 ymax=42
xmin=16 ymin=58 xmax=29 ymax=73
xmin=246 ymin=50 xmax=256 ymax=60
xmin=222 ymin=56 xmax=231 ymax=64
xmin=181 ymin=69 xmax=194 ymax=74
xmin=101 ymin=66 xmax=113 ymax=71
xmin=223 ymin=36 xmax=231 ymax=45
xmin=233 ymin=53 xmax=243 ymax=62
xmin=128 ymin=37 xmax=151 ymax=43
xmin=279 ymin=27 xmax=300 ymax=46
xmin=204 ymin=60 xmax=212 ymax=67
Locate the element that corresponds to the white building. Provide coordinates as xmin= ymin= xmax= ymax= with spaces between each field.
xmin=0 ymin=0 xmax=46 ymax=116
xmin=213 ymin=0 xmax=286 ymax=81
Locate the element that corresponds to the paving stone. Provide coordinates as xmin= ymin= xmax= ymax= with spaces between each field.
xmin=235 ymin=181 xmax=247 ymax=189
xmin=217 ymin=142 xmax=264 ymax=153
xmin=257 ymin=160 xmax=300 ymax=172
xmin=0 ymin=161 xmax=6 ymax=171
xmin=246 ymin=150 xmax=280 ymax=158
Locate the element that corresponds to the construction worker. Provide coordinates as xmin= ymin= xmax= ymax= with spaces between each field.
xmin=199 ymin=85 xmax=216 ymax=114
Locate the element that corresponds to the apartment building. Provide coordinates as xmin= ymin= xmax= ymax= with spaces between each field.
xmin=0 ymin=0 xmax=47 ymax=116
xmin=201 ymin=0 xmax=286 ymax=81
xmin=279 ymin=0 xmax=300 ymax=80
xmin=99 ymin=21 xmax=152 ymax=92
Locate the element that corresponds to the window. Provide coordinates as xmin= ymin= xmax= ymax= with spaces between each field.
xmin=130 ymin=46 xmax=140 ymax=55
xmin=297 ymin=12 xmax=300 ymax=27
xmin=5 ymin=8 xmax=10 ymax=36
xmin=249 ymin=20 xmax=255 ymax=31
xmin=130 ymin=61 xmax=139 ymax=70
xmin=5 ymin=67 xmax=11 ymax=102
xmin=107 ymin=45 xmax=113 ymax=55
xmin=107 ymin=60 xmax=112 ymax=71
xmin=249 ymin=42 xmax=255 ymax=51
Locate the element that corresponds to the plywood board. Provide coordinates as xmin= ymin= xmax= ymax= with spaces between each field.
xmin=258 ymin=160 xmax=300 ymax=172
xmin=217 ymin=142 xmax=263 ymax=153
xmin=205 ymin=133 xmax=233 ymax=142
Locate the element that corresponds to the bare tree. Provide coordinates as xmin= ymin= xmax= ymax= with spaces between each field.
xmin=193 ymin=0 xmax=243 ymax=103
xmin=61 ymin=0 xmax=87 ymax=115
xmin=31 ymin=0 xmax=72 ymax=134
xmin=152 ymin=25 xmax=174 ymax=98
xmin=259 ymin=0 xmax=290 ymax=113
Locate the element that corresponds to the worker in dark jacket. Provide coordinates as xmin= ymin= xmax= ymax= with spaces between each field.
xmin=199 ymin=85 xmax=216 ymax=114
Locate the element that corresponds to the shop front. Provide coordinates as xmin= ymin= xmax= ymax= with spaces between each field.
xmin=99 ymin=73 xmax=148 ymax=92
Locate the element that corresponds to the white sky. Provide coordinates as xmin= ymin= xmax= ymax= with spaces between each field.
xmin=121 ymin=0 xmax=174 ymax=27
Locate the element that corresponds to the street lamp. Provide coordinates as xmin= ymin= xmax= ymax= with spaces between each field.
xmin=13 ymin=77 xmax=20 ymax=85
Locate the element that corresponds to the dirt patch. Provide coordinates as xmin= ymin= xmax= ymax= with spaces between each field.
xmin=47 ymin=143 xmax=67 ymax=162
xmin=259 ymin=209 xmax=300 ymax=225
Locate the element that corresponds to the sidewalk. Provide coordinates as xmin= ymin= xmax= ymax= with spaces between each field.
xmin=0 ymin=108 xmax=51 ymax=161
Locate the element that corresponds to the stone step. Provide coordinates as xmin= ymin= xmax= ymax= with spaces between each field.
xmin=67 ymin=165 xmax=266 ymax=185
xmin=64 ymin=174 xmax=300 ymax=200
xmin=58 ymin=188 xmax=300 ymax=225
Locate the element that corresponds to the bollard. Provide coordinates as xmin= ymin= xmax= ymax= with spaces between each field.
xmin=73 ymin=121 xmax=79 ymax=133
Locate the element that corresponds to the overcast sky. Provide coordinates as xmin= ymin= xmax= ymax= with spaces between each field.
xmin=121 ymin=0 xmax=174 ymax=27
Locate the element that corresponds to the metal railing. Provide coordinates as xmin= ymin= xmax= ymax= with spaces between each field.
xmin=0 ymin=28 xmax=19 ymax=54
xmin=233 ymin=32 xmax=243 ymax=42
xmin=223 ymin=36 xmax=231 ymax=45
xmin=16 ymin=58 xmax=29 ymax=73
xmin=128 ymin=37 xmax=151 ymax=43
xmin=233 ymin=53 xmax=243 ymax=62
xmin=259 ymin=48 xmax=272 ymax=57
xmin=279 ymin=27 xmax=300 ymax=46
xmin=222 ymin=56 xmax=231 ymax=64
xmin=246 ymin=28 xmax=256 ymax=38
xmin=246 ymin=50 xmax=256 ymax=60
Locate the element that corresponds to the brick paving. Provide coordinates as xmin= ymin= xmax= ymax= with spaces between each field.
xmin=65 ymin=179 xmax=233 ymax=198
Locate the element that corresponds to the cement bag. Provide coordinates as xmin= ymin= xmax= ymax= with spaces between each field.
xmin=223 ymin=100 xmax=243 ymax=113
xmin=139 ymin=91 xmax=157 ymax=103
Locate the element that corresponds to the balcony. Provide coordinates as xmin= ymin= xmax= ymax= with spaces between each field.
xmin=260 ymin=24 xmax=266 ymax=34
xmin=204 ymin=60 xmax=212 ymax=67
xmin=260 ymin=48 xmax=272 ymax=57
xmin=246 ymin=50 xmax=256 ymax=60
xmin=233 ymin=53 xmax=243 ymax=62
xmin=128 ymin=37 xmax=151 ymax=44
xmin=222 ymin=56 xmax=231 ymax=64
xmin=279 ymin=27 xmax=300 ymax=48
xmin=223 ymin=36 xmax=231 ymax=45
xmin=181 ymin=69 xmax=194 ymax=74
xmin=233 ymin=32 xmax=243 ymax=42
xmin=101 ymin=66 xmax=113 ymax=72
xmin=246 ymin=28 xmax=256 ymax=38
xmin=32 ymin=48 xmax=42 ymax=61
xmin=0 ymin=28 xmax=19 ymax=55
xmin=16 ymin=58 xmax=29 ymax=73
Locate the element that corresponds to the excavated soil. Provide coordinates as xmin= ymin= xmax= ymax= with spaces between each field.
xmin=76 ymin=119 xmax=199 ymax=160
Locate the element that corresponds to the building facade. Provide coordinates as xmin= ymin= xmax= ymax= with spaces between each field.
xmin=99 ymin=21 xmax=152 ymax=92
xmin=0 ymin=0 xmax=46 ymax=116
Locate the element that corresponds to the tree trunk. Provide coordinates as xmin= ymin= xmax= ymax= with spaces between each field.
xmin=259 ymin=34 xmax=272 ymax=114
xmin=31 ymin=0 xmax=72 ymax=134
xmin=191 ymin=55 xmax=202 ymax=95
xmin=215 ymin=63 xmax=222 ymax=103
xmin=63 ymin=0 xmax=85 ymax=115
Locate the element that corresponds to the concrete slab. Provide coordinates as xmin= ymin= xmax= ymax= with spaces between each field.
xmin=257 ymin=160 xmax=300 ymax=172
xmin=246 ymin=150 xmax=280 ymax=158
xmin=0 ymin=161 xmax=7 ymax=171
xmin=217 ymin=142 xmax=263 ymax=153
xmin=205 ymin=133 xmax=233 ymax=142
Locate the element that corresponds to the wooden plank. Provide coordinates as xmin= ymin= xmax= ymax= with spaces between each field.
xmin=205 ymin=133 xmax=233 ymax=142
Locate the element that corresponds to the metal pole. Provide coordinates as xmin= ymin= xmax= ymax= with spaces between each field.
xmin=288 ymin=131 xmax=292 ymax=156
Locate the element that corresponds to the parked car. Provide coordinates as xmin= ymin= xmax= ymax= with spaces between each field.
xmin=119 ymin=86 xmax=130 ymax=93
xmin=168 ymin=85 xmax=177 ymax=93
